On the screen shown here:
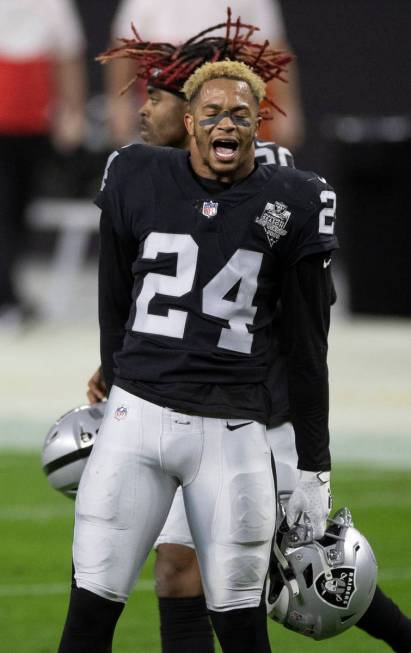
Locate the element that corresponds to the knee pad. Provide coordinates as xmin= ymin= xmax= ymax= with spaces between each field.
xmin=215 ymin=472 xmax=274 ymax=544
xmin=224 ymin=550 xmax=269 ymax=589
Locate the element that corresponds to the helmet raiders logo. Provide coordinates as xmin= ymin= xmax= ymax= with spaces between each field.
xmin=255 ymin=201 xmax=291 ymax=247
xmin=315 ymin=567 xmax=356 ymax=609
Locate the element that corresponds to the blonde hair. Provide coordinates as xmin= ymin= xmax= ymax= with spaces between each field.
xmin=182 ymin=60 xmax=266 ymax=105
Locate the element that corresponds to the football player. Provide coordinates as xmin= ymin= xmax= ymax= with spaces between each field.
xmin=83 ymin=16 xmax=411 ymax=653
xmin=57 ymin=42 xmax=340 ymax=650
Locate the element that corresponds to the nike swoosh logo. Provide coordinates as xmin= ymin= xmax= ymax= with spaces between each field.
xmin=323 ymin=257 xmax=332 ymax=268
xmin=226 ymin=421 xmax=253 ymax=431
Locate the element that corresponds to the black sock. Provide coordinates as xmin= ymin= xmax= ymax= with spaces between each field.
xmin=158 ymin=595 xmax=215 ymax=653
xmin=209 ymin=601 xmax=270 ymax=653
xmin=58 ymin=586 xmax=124 ymax=653
xmin=357 ymin=585 xmax=411 ymax=653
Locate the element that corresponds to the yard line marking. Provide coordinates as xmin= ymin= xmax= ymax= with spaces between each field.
xmin=0 ymin=579 xmax=154 ymax=597
xmin=0 ymin=506 xmax=73 ymax=521
xmin=0 ymin=570 xmax=410 ymax=598
xmin=2 ymin=491 xmax=411 ymax=523
xmin=0 ymin=584 xmax=72 ymax=597
xmin=344 ymin=495 xmax=411 ymax=508
xmin=378 ymin=569 xmax=411 ymax=582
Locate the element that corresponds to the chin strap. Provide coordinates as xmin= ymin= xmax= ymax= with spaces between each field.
xmin=275 ymin=510 xmax=332 ymax=592
xmin=274 ymin=537 xmax=300 ymax=598
xmin=286 ymin=511 xmax=335 ymax=581
xmin=316 ymin=544 xmax=334 ymax=581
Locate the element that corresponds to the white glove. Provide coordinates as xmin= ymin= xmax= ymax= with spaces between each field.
xmin=286 ymin=471 xmax=332 ymax=540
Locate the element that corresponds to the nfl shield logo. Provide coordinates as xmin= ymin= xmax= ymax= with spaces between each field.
xmin=114 ymin=406 xmax=128 ymax=421
xmin=202 ymin=200 xmax=218 ymax=218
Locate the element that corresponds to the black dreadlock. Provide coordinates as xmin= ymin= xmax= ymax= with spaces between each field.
xmin=96 ymin=7 xmax=293 ymax=116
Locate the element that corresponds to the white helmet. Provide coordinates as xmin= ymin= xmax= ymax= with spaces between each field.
xmin=42 ymin=403 xmax=105 ymax=498
xmin=267 ymin=504 xmax=377 ymax=639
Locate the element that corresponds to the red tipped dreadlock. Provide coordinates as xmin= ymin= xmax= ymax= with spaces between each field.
xmin=96 ymin=7 xmax=293 ymax=116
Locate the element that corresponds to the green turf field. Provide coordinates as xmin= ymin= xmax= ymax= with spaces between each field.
xmin=1 ymin=452 xmax=410 ymax=653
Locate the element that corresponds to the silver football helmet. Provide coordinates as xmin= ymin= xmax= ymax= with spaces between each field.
xmin=266 ymin=501 xmax=377 ymax=639
xmin=42 ymin=403 xmax=105 ymax=498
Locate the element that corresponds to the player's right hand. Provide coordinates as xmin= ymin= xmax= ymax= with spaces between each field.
xmin=286 ymin=471 xmax=332 ymax=540
xmin=87 ymin=367 xmax=107 ymax=404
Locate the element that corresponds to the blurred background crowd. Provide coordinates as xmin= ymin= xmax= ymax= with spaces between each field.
xmin=0 ymin=0 xmax=410 ymax=329
xmin=0 ymin=1 xmax=409 ymax=462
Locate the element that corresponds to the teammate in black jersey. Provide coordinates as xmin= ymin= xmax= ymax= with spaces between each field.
xmin=78 ymin=16 xmax=411 ymax=653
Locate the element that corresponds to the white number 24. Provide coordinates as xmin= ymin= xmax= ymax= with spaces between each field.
xmin=132 ymin=232 xmax=263 ymax=354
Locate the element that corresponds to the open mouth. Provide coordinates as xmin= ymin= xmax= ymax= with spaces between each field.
xmin=212 ymin=139 xmax=239 ymax=162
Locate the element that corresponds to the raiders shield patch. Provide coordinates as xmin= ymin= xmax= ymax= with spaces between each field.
xmin=255 ymin=201 xmax=291 ymax=247
xmin=315 ymin=567 xmax=356 ymax=609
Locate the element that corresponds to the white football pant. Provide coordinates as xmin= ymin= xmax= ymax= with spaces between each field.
xmin=155 ymin=421 xmax=298 ymax=549
xmin=73 ymin=386 xmax=276 ymax=611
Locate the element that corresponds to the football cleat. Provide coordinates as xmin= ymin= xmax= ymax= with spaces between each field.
xmin=266 ymin=503 xmax=377 ymax=639
xmin=42 ymin=403 xmax=105 ymax=498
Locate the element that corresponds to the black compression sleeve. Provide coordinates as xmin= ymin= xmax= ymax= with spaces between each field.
xmin=281 ymin=253 xmax=334 ymax=471
xmin=98 ymin=209 xmax=135 ymax=392
xmin=159 ymin=596 xmax=215 ymax=653
xmin=357 ymin=585 xmax=411 ymax=652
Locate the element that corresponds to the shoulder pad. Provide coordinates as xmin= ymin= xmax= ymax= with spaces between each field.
xmin=100 ymin=143 xmax=178 ymax=191
xmin=273 ymin=167 xmax=334 ymax=211
xmin=100 ymin=149 xmax=120 ymax=191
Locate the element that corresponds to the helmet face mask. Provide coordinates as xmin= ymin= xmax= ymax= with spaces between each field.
xmin=267 ymin=505 xmax=377 ymax=639
xmin=42 ymin=403 xmax=105 ymax=498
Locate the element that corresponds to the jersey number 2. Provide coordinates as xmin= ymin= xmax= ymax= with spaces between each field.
xmin=132 ymin=232 xmax=263 ymax=354
xmin=319 ymin=190 xmax=336 ymax=234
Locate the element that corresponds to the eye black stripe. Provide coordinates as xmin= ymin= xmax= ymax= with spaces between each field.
xmin=43 ymin=445 xmax=93 ymax=475
xmin=199 ymin=111 xmax=251 ymax=127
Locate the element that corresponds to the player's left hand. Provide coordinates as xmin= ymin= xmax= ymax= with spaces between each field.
xmin=286 ymin=471 xmax=331 ymax=540
xmin=87 ymin=367 xmax=107 ymax=404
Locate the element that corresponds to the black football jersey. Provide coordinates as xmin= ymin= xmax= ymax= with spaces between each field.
xmin=97 ymin=144 xmax=337 ymax=432
xmin=254 ymin=139 xmax=294 ymax=426
xmin=254 ymin=139 xmax=294 ymax=168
